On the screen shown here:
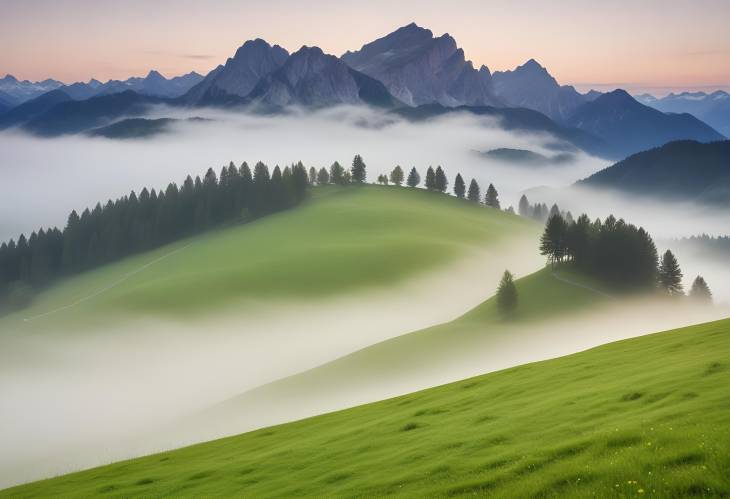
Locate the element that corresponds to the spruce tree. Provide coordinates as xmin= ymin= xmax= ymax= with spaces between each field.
xmin=658 ymin=250 xmax=683 ymax=295
xmin=434 ymin=166 xmax=447 ymax=192
xmin=390 ymin=165 xmax=404 ymax=186
xmin=540 ymin=214 xmax=568 ymax=265
xmin=453 ymin=173 xmax=466 ymax=198
xmin=308 ymin=167 xmax=317 ymax=185
xmin=518 ymin=195 xmax=530 ymax=217
xmin=351 ymin=154 xmax=366 ymax=183
xmin=330 ymin=161 xmax=345 ymax=185
xmin=406 ymin=167 xmax=420 ymax=187
xmin=425 ymin=167 xmax=436 ymax=190
xmin=485 ymin=183 xmax=500 ymax=209
xmin=317 ymin=167 xmax=330 ymax=185
xmin=467 ymin=179 xmax=480 ymax=202
xmin=689 ymin=276 xmax=712 ymax=303
xmin=496 ymin=270 xmax=518 ymax=317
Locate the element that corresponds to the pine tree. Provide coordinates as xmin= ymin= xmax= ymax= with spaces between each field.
xmin=496 ymin=270 xmax=518 ymax=317
xmin=689 ymin=276 xmax=712 ymax=303
xmin=317 ymin=167 xmax=330 ymax=185
xmin=435 ymin=166 xmax=447 ymax=192
xmin=485 ymin=183 xmax=500 ymax=209
xmin=658 ymin=250 xmax=683 ymax=295
xmin=389 ymin=165 xmax=404 ymax=186
xmin=453 ymin=173 xmax=466 ymax=198
xmin=518 ymin=195 xmax=530 ymax=217
xmin=308 ymin=167 xmax=317 ymax=185
xmin=540 ymin=214 xmax=568 ymax=265
xmin=330 ymin=161 xmax=345 ymax=185
xmin=351 ymin=154 xmax=366 ymax=183
xmin=425 ymin=167 xmax=436 ymax=190
xmin=467 ymin=179 xmax=480 ymax=202
xmin=406 ymin=167 xmax=420 ymax=187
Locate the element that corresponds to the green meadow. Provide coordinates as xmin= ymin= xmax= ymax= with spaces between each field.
xmin=5 ymin=317 xmax=728 ymax=497
xmin=0 ymin=185 xmax=535 ymax=331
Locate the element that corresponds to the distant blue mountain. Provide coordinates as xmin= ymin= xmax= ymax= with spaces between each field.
xmin=636 ymin=90 xmax=730 ymax=137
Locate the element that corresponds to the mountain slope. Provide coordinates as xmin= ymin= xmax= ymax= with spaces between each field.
xmin=638 ymin=91 xmax=730 ymax=137
xmin=393 ymin=103 xmax=612 ymax=158
xmin=578 ymin=139 xmax=730 ymax=205
xmin=0 ymin=74 xmax=64 ymax=104
xmin=0 ymin=89 xmax=73 ymax=129
xmin=246 ymin=46 xmax=399 ymax=108
xmin=6 ymin=316 xmax=729 ymax=497
xmin=342 ymin=23 xmax=500 ymax=107
xmin=183 ymin=39 xmax=289 ymax=105
xmin=492 ymin=59 xmax=586 ymax=122
xmin=566 ymin=90 xmax=725 ymax=158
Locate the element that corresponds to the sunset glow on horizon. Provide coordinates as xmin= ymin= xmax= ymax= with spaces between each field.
xmin=2 ymin=0 xmax=730 ymax=95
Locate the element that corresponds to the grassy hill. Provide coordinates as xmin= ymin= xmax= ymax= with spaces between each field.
xmin=1 ymin=185 xmax=536 ymax=330
xmin=5 ymin=317 xmax=729 ymax=497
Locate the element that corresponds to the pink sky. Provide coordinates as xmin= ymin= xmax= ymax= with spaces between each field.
xmin=2 ymin=0 xmax=729 ymax=95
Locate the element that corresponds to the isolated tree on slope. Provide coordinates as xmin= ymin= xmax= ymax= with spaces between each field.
xmin=485 ymin=183 xmax=500 ymax=209
xmin=406 ymin=167 xmax=420 ymax=187
xmin=689 ymin=275 xmax=712 ymax=303
xmin=518 ymin=194 xmax=530 ymax=217
xmin=658 ymin=250 xmax=683 ymax=295
xmin=425 ymin=167 xmax=436 ymax=190
xmin=351 ymin=154 xmax=366 ymax=183
xmin=390 ymin=165 xmax=404 ymax=186
xmin=453 ymin=173 xmax=466 ymax=198
xmin=467 ymin=179 xmax=481 ymax=202
xmin=497 ymin=270 xmax=518 ymax=317
xmin=317 ymin=167 xmax=330 ymax=185
xmin=435 ymin=166 xmax=448 ymax=192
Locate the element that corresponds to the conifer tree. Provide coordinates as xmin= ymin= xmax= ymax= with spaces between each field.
xmin=389 ymin=165 xmax=404 ymax=186
xmin=540 ymin=214 xmax=568 ymax=265
xmin=658 ymin=249 xmax=683 ymax=295
xmin=330 ymin=161 xmax=345 ymax=185
xmin=351 ymin=154 xmax=366 ymax=183
xmin=406 ymin=167 xmax=420 ymax=187
xmin=689 ymin=276 xmax=712 ymax=303
xmin=425 ymin=167 xmax=436 ymax=190
xmin=308 ymin=167 xmax=317 ymax=185
xmin=485 ymin=183 xmax=500 ymax=209
xmin=518 ymin=194 xmax=530 ymax=217
xmin=453 ymin=173 xmax=466 ymax=198
xmin=496 ymin=270 xmax=518 ymax=317
xmin=317 ymin=167 xmax=330 ymax=185
xmin=435 ymin=166 xmax=448 ymax=192
xmin=467 ymin=179 xmax=480 ymax=202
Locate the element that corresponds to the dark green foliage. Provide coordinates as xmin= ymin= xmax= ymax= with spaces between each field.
xmin=453 ymin=174 xmax=466 ymax=198
xmin=434 ymin=166 xmax=448 ymax=192
xmin=425 ymin=167 xmax=436 ymax=190
xmin=308 ymin=167 xmax=317 ymax=185
xmin=317 ymin=167 xmax=330 ymax=185
xmin=658 ymin=250 xmax=684 ymax=295
xmin=389 ymin=166 xmax=404 ymax=186
xmin=351 ymin=154 xmax=366 ymax=183
xmin=539 ymin=212 xmax=659 ymax=289
xmin=485 ymin=183 xmax=500 ymax=209
xmin=496 ymin=270 xmax=518 ymax=317
xmin=467 ymin=179 xmax=480 ymax=202
xmin=518 ymin=195 xmax=530 ymax=217
xmin=330 ymin=161 xmax=346 ymax=185
xmin=0 ymin=160 xmax=311 ymax=308
xmin=376 ymin=174 xmax=389 ymax=185
xmin=406 ymin=167 xmax=420 ymax=187
xmin=689 ymin=276 xmax=712 ymax=303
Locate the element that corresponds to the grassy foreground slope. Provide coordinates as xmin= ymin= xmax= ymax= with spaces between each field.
xmin=6 ymin=318 xmax=729 ymax=497
xmin=1 ymin=185 xmax=534 ymax=327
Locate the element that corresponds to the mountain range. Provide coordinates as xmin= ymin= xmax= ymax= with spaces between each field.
xmin=578 ymin=139 xmax=730 ymax=205
xmin=636 ymin=91 xmax=730 ymax=137
xmin=1 ymin=23 xmax=725 ymax=160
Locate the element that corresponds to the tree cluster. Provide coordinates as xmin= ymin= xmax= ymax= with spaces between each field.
xmin=0 ymin=161 xmax=310 ymax=308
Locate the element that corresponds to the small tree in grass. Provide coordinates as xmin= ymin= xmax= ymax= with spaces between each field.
xmin=317 ymin=167 xmax=330 ymax=185
xmin=453 ymin=173 xmax=466 ymax=198
xmin=485 ymin=183 xmax=500 ymax=209
xmin=658 ymin=250 xmax=683 ymax=295
xmin=497 ymin=270 xmax=518 ymax=317
xmin=308 ymin=167 xmax=317 ymax=185
xmin=689 ymin=275 xmax=712 ymax=303
xmin=351 ymin=154 xmax=366 ymax=183
xmin=407 ymin=167 xmax=420 ymax=187
xmin=467 ymin=179 xmax=480 ymax=202
xmin=390 ymin=165 xmax=404 ymax=186
xmin=435 ymin=166 xmax=448 ymax=192
xmin=425 ymin=167 xmax=436 ymax=190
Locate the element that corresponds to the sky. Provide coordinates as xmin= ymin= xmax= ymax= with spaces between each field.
xmin=1 ymin=0 xmax=729 ymax=95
